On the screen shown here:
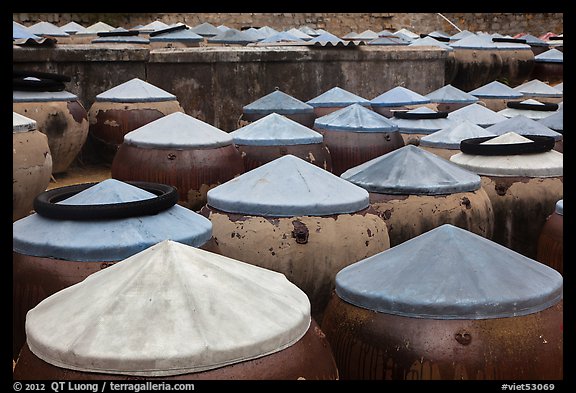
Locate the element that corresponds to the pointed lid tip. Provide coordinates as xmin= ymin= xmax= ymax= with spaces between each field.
xmin=314 ymin=103 xmax=399 ymax=132
xmin=243 ymin=90 xmax=313 ymax=114
xmin=95 ymin=78 xmax=177 ymax=103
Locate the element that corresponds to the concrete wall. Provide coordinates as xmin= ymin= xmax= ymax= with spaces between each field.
xmin=13 ymin=44 xmax=447 ymax=132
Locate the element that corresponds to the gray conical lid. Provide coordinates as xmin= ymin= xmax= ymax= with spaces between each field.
xmin=95 ymin=78 xmax=177 ymax=103
xmin=538 ymin=109 xmax=563 ymax=132
xmin=139 ymin=20 xmax=170 ymax=32
xmin=149 ymin=29 xmax=204 ymax=42
xmin=425 ymin=84 xmax=478 ymax=103
xmin=230 ymin=113 xmax=323 ymax=146
xmin=28 ymin=21 xmax=70 ymax=37
xmin=13 ymin=112 xmax=37 ymax=133
xmin=408 ymin=36 xmax=453 ymax=51
xmin=485 ymin=115 xmax=562 ymax=141
xmin=535 ymin=48 xmax=563 ymax=63
xmin=190 ymin=22 xmax=220 ymax=37
xmin=123 ymin=112 xmax=232 ymax=148
xmin=450 ymin=34 xmax=496 ymax=49
xmin=257 ymin=26 xmax=280 ymax=38
xmin=25 ymin=240 xmax=310 ymax=377
xmin=13 ymin=22 xmax=41 ymax=40
xmin=448 ymin=103 xmax=508 ymax=127
xmin=368 ymin=36 xmax=410 ymax=45
xmin=552 ymin=82 xmax=563 ymax=93
xmin=60 ymin=21 xmax=87 ymax=34
xmin=258 ymin=31 xmax=304 ymax=44
xmin=13 ymin=179 xmax=213 ymax=261
xmin=335 ymin=224 xmax=563 ymax=319
xmin=520 ymin=34 xmax=549 ymax=46
xmin=314 ymin=103 xmax=399 ymax=132
xmin=285 ymin=28 xmax=312 ymax=40
xmin=207 ymin=28 xmax=257 ymax=44
xmin=207 ymin=155 xmax=369 ymax=216
xmin=92 ymin=35 xmax=149 ymax=44
xmin=450 ymin=132 xmax=563 ymax=177
xmin=391 ymin=107 xmax=456 ymax=133
xmin=450 ymin=29 xmax=475 ymax=41
xmin=498 ymin=99 xmax=560 ymax=120
xmin=513 ymin=80 xmax=563 ymax=98
xmin=80 ymin=21 xmax=115 ymax=34
xmin=298 ymin=26 xmax=319 ymax=36
xmin=243 ymin=90 xmax=314 ymax=115
xmin=13 ymin=88 xmax=78 ymax=102
xmin=394 ymin=28 xmax=419 ymax=39
xmin=306 ymin=87 xmax=370 ymax=108
xmin=420 ymin=120 xmax=497 ymax=149
xmin=370 ymin=86 xmax=431 ymax=107
xmin=341 ymin=144 xmax=481 ymax=195
xmin=469 ymin=81 xmax=524 ymax=99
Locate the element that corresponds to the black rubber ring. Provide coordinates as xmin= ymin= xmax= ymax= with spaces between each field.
xmin=459 ymin=135 xmax=556 ymax=156
xmin=393 ymin=110 xmax=449 ymax=119
xmin=13 ymin=70 xmax=71 ymax=83
xmin=13 ymin=77 xmax=66 ymax=92
xmin=149 ymin=24 xmax=188 ymax=37
xmin=492 ymin=37 xmax=527 ymax=44
xmin=97 ymin=30 xmax=140 ymax=37
xmin=506 ymin=101 xmax=559 ymax=111
xmin=419 ymin=33 xmax=450 ymax=42
xmin=33 ymin=181 xmax=179 ymax=220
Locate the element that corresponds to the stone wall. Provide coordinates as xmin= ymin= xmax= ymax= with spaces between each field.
xmin=13 ymin=12 xmax=563 ymax=37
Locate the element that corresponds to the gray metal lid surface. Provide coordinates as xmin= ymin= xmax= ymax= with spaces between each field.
xmin=335 ymin=224 xmax=563 ymax=319
xmin=498 ymin=99 xmax=560 ymax=120
xmin=450 ymin=34 xmax=496 ymax=49
xmin=13 ymin=22 xmax=41 ymax=40
xmin=534 ymin=48 xmax=563 ymax=63
xmin=27 ymin=21 xmax=70 ymax=37
xmin=538 ymin=109 xmax=563 ymax=132
xmin=207 ymin=28 xmax=258 ymax=44
xmin=207 ymin=154 xmax=369 ymax=217
xmin=556 ymin=199 xmax=563 ymax=216
xmin=370 ymin=86 xmax=431 ymax=107
xmin=420 ymin=120 xmax=497 ymax=149
xmin=553 ymin=82 xmax=563 ymax=93
xmin=314 ymin=103 xmax=399 ymax=132
xmin=243 ymin=90 xmax=314 ymax=115
xmin=520 ymin=34 xmax=549 ymax=47
xmin=149 ymin=29 xmax=204 ymax=42
xmin=368 ymin=36 xmax=410 ymax=45
xmin=78 ymin=21 xmax=115 ymax=34
xmin=394 ymin=28 xmax=419 ymax=39
xmin=341 ymin=144 xmax=481 ymax=195
xmin=469 ymin=81 xmax=524 ymax=99
xmin=25 ymin=240 xmax=311 ymax=377
xmin=123 ymin=112 xmax=233 ymax=148
xmin=307 ymin=87 xmax=370 ymax=108
xmin=13 ymin=112 xmax=37 ymax=133
xmin=190 ymin=22 xmax=220 ymax=37
xmin=257 ymin=26 xmax=280 ymax=38
xmin=12 ymin=179 xmax=213 ymax=261
xmin=425 ymin=84 xmax=478 ymax=103
xmin=138 ymin=20 xmax=170 ymax=32
xmin=449 ymin=30 xmax=475 ymax=41
xmin=285 ymin=28 xmax=313 ymax=40
xmin=95 ymin=78 xmax=177 ymax=103
xmin=447 ymin=103 xmax=508 ymax=127
xmin=485 ymin=114 xmax=562 ymax=141
xmin=258 ymin=31 xmax=304 ymax=44
xmin=13 ymin=89 xmax=79 ymax=102
xmin=92 ymin=35 xmax=149 ymax=44
xmin=230 ymin=113 xmax=323 ymax=146
xmin=391 ymin=107 xmax=456 ymax=134
xmin=60 ymin=21 xmax=87 ymax=34
xmin=449 ymin=132 xmax=563 ymax=177
xmin=408 ymin=36 xmax=454 ymax=51
xmin=513 ymin=79 xmax=563 ymax=98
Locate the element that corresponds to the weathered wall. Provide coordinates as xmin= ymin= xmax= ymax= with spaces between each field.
xmin=13 ymin=12 xmax=563 ymax=37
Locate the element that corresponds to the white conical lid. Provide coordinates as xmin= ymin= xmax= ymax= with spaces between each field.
xmin=123 ymin=112 xmax=232 ymax=148
xmin=420 ymin=120 xmax=496 ymax=149
xmin=95 ymin=78 xmax=177 ymax=103
xmin=450 ymin=132 xmax=563 ymax=177
xmin=13 ymin=112 xmax=37 ymax=133
xmin=447 ymin=103 xmax=508 ymax=127
xmin=513 ymin=79 xmax=563 ymax=98
xmin=25 ymin=240 xmax=311 ymax=377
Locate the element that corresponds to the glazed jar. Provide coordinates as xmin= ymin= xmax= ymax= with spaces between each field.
xmin=321 ymin=224 xmax=563 ymax=380
xmin=531 ymin=48 xmax=563 ymax=85
xmin=491 ymin=37 xmax=535 ymax=87
xmin=14 ymin=240 xmax=339 ymax=380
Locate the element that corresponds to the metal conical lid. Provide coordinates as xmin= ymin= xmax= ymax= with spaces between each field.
xmin=95 ymin=78 xmax=177 ymax=103
xmin=448 ymin=103 xmax=508 ymax=127
xmin=370 ymin=86 xmax=431 ymax=107
xmin=314 ymin=103 xmax=399 ymax=132
xmin=408 ymin=36 xmax=453 ymax=51
xmin=498 ymin=99 xmax=560 ymax=120
xmin=139 ymin=20 xmax=170 ymax=32
xmin=450 ymin=29 xmax=475 ymax=41
xmin=335 ymin=224 xmax=563 ymax=319
xmin=13 ymin=22 xmax=41 ymax=40
xmin=368 ymin=36 xmax=410 ymax=45
xmin=307 ymin=87 xmax=370 ymax=108
xmin=230 ymin=113 xmax=323 ymax=146
xmin=394 ymin=28 xmax=419 ymax=39
xmin=243 ymin=90 xmax=314 ymax=115
xmin=92 ymin=35 xmax=149 ymax=44
xmin=425 ymin=84 xmax=478 ymax=103
xmin=149 ymin=29 xmax=204 ymax=42
xmin=420 ymin=120 xmax=496 ymax=149
xmin=13 ymin=179 xmax=213 ymax=261
xmin=78 ymin=21 xmax=115 ymax=34
xmin=207 ymin=155 xmax=369 ymax=216
xmin=391 ymin=107 xmax=455 ymax=133
xmin=513 ymin=79 xmax=563 ymax=98
xmin=450 ymin=34 xmax=496 ymax=49
xmin=207 ymin=28 xmax=257 ymax=44
xmin=25 ymin=240 xmax=311 ymax=377
xmin=259 ymin=31 xmax=304 ymax=43
xmin=520 ymin=34 xmax=549 ymax=46
xmin=13 ymin=88 xmax=78 ymax=102
xmin=535 ymin=48 xmax=563 ymax=63
xmin=285 ymin=28 xmax=312 ymax=40
xmin=486 ymin=114 xmax=562 ymax=141
xmin=28 ymin=21 xmax=70 ymax=37
xmin=538 ymin=109 xmax=563 ymax=132
xmin=13 ymin=112 xmax=37 ymax=132
xmin=469 ymin=81 xmax=524 ymax=99
xmin=341 ymin=144 xmax=481 ymax=195
xmin=123 ymin=112 xmax=232 ymax=148
xmin=60 ymin=21 xmax=87 ymax=34
xmin=190 ymin=22 xmax=220 ymax=37
xmin=449 ymin=132 xmax=563 ymax=177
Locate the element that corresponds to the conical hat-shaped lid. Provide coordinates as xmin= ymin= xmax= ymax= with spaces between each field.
xmin=207 ymin=155 xmax=369 ymax=216
xmin=513 ymin=80 xmax=563 ymax=98
xmin=420 ymin=120 xmax=497 ymax=149
xmin=25 ymin=240 xmax=311 ymax=376
xmin=370 ymin=86 xmax=431 ymax=107
xmin=408 ymin=36 xmax=453 ymax=51
xmin=538 ymin=109 xmax=563 ymax=132
xmin=60 ymin=21 xmax=87 ymax=34
xmin=13 ymin=88 xmax=78 ymax=102
xmin=335 ymin=224 xmax=563 ymax=319
xmin=207 ymin=28 xmax=257 ymax=44
xmin=243 ymin=90 xmax=313 ymax=115
xmin=450 ymin=34 xmax=496 ymax=49
xmin=497 ymin=100 xmax=560 ymax=120
xmin=535 ymin=48 xmax=563 ymax=63
xmin=469 ymin=81 xmax=524 ymax=99
xmin=95 ymin=78 xmax=177 ymax=103
xmin=391 ymin=107 xmax=455 ymax=133
xmin=425 ymin=84 xmax=478 ymax=103
xmin=448 ymin=103 xmax=508 ymax=127
xmin=13 ymin=179 xmax=212 ymax=261
xmin=307 ymin=87 xmax=370 ymax=108
xmin=149 ymin=27 xmax=204 ymax=42
xmin=314 ymin=103 xmax=399 ymax=132
xmin=190 ymin=22 xmax=220 ymax=37
xmin=230 ymin=113 xmax=323 ymax=146
xmin=341 ymin=145 xmax=481 ymax=195
xmin=13 ymin=112 xmax=37 ymax=133
xmin=449 ymin=132 xmax=563 ymax=177
xmin=28 ymin=21 xmax=70 ymax=37
xmin=80 ymin=21 xmax=115 ymax=34
xmin=123 ymin=112 xmax=232 ymax=148
xmin=486 ymin=115 xmax=562 ymax=140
